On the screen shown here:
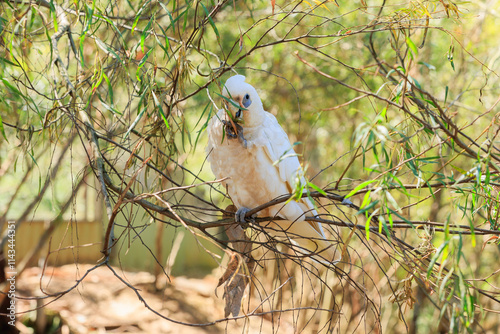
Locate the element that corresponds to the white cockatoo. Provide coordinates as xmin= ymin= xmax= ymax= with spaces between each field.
xmin=206 ymin=75 xmax=337 ymax=263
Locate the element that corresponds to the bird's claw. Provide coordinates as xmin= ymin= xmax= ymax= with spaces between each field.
xmin=341 ymin=197 xmax=353 ymax=206
xmin=222 ymin=120 xmax=238 ymax=139
xmin=235 ymin=207 xmax=254 ymax=227
xmin=238 ymin=130 xmax=248 ymax=148
xmin=222 ymin=120 xmax=247 ymax=148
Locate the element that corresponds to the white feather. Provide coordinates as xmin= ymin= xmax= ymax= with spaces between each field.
xmin=206 ymin=75 xmax=336 ymax=262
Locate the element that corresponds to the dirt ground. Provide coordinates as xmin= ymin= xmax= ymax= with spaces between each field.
xmin=15 ymin=264 xmax=293 ymax=334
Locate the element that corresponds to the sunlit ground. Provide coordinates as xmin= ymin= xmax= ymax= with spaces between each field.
xmin=16 ymin=264 xmax=290 ymax=334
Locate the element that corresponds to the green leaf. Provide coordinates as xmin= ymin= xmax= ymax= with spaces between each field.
xmin=389 ymin=209 xmax=413 ymax=227
xmin=379 ymin=215 xmax=391 ymax=237
xmin=79 ymin=35 xmax=86 ymax=67
xmin=136 ymin=48 xmax=153 ymax=81
xmin=152 ymin=90 xmax=169 ymax=129
xmin=100 ymin=101 xmax=122 ymax=116
xmin=181 ymin=119 xmax=191 ymax=152
xmin=49 ymin=0 xmax=58 ymax=32
xmin=427 ymin=239 xmax=452 ymax=278
xmin=1 ymin=78 xmax=22 ymax=96
xmin=0 ymin=56 xmax=20 ymax=67
xmin=169 ymin=7 xmax=189 ymax=32
xmin=155 ymin=24 xmax=170 ymax=58
xmin=1 ymin=2 xmax=12 ymax=10
xmin=438 ymin=267 xmax=454 ymax=299
xmin=95 ymin=37 xmax=124 ymax=64
xmin=416 ymin=156 xmax=441 ymax=163
xmin=91 ymin=67 xmax=104 ymax=95
xmin=26 ymin=149 xmax=41 ymax=191
xmin=421 ymin=98 xmax=437 ymax=108
xmin=447 ymin=45 xmax=455 ymax=71
xmin=200 ymin=3 xmax=219 ymax=39
xmin=418 ymin=61 xmax=436 ymax=70
xmin=158 ymin=2 xmax=175 ymax=33
xmin=215 ymin=92 xmax=248 ymax=124
xmin=102 ymin=72 xmax=114 ymax=107
xmin=182 ymin=5 xmax=189 ymax=32
xmin=345 ymin=179 xmax=377 ymax=199
xmin=450 ymin=164 xmax=468 ymax=175
xmin=0 ymin=113 xmax=8 ymax=142
xmin=221 ymin=125 xmax=226 ymax=144
xmin=194 ymin=104 xmax=212 ymax=150
xmin=273 ymin=149 xmax=300 ymax=166
xmin=365 ymin=216 xmax=371 ymax=240
xmin=387 ymin=209 xmax=394 ymax=229
xmin=410 ymin=76 xmax=423 ymax=98
xmin=380 ymin=107 xmax=387 ymax=119
xmin=141 ymin=17 xmax=153 ymax=52
xmin=215 ymin=92 xmax=242 ymax=110
xmin=132 ymin=0 xmax=150 ymax=33
xmin=98 ymin=14 xmax=127 ymax=48
xmin=357 ymin=199 xmax=379 ymax=216
xmin=308 ymin=182 xmax=327 ymax=196
xmin=365 ymin=209 xmax=379 ymax=240
xmin=360 ymin=190 xmax=371 ymax=208
xmin=406 ymin=36 xmax=418 ymax=58
xmin=385 ymin=69 xmax=396 ymax=78
xmin=385 ymin=190 xmax=399 ymax=210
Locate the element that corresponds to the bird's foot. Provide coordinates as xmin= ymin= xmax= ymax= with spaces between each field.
xmin=237 ymin=129 xmax=248 ymax=148
xmin=222 ymin=119 xmax=244 ymax=139
xmin=235 ymin=207 xmax=255 ymax=227
xmin=341 ymin=197 xmax=353 ymax=206
xmin=222 ymin=120 xmax=247 ymax=148
xmin=221 ymin=120 xmax=237 ymax=139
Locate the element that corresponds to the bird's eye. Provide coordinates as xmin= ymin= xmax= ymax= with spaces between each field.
xmin=242 ymin=94 xmax=252 ymax=108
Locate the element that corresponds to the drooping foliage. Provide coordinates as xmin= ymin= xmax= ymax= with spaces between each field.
xmin=1 ymin=1 xmax=500 ymax=332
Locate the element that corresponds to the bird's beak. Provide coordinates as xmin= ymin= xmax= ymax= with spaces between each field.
xmin=237 ymin=97 xmax=245 ymax=109
xmin=234 ymin=97 xmax=244 ymax=123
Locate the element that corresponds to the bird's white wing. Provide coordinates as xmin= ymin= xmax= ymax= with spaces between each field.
xmin=261 ymin=113 xmax=302 ymax=188
xmin=259 ymin=112 xmax=326 ymax=238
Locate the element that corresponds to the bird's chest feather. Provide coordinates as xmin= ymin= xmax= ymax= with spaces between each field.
xmin=210 ymin=131 xmax=283 ymax=208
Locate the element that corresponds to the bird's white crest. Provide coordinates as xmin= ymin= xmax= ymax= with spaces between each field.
xmin=206 ymin=75 xmax=338 ymax=263
xmin=222 ymin=75 xmax=265 ymax=127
